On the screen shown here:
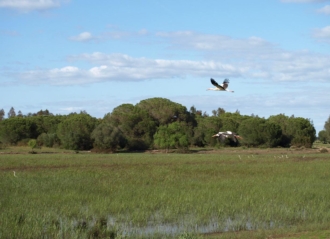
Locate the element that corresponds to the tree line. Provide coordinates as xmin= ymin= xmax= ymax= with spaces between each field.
xmin=0 ymin=97 xmax=321 ymax=152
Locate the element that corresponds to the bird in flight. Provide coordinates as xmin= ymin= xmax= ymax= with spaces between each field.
xmin=207 ymin=78 xmax=234 ymax=92
xmin=212 ymin=131 xmax=243 ymax=143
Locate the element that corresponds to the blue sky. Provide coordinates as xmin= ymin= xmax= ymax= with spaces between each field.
xmin=1 ymin=0 xmax=330 ymax=134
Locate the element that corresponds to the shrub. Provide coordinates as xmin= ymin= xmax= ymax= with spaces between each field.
xmin=28 ymin=139 xmax=37 ymax=153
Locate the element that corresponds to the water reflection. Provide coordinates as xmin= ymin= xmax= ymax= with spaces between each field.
xmin=104 ymin=215 xmax=277 ymax=237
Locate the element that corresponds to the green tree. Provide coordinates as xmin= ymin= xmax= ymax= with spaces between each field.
xmin=287 ymin=117 xmax=316 ymax=148
xmin=238 ymin=117 xmax=282 ymax=147
xmin=36 ymin=109 xmax=53 ymax=116
xmin=17 ymin=110 xmax=23 ymax=117
xmin=189 ymin=105 xmax=197 ymax=114
xmin=8 ymin=107 xmax=16 ymax=118
xmin=154 ymin=122 xmax=190 ymax=152
xmin=91 ymin=121 xmax=126 ymax=152
xmin=318 ymin=130 xmax=328 ymax=144
xmin=262 ymin=121 xmax=282 ymax=147
xmin=324 ymin=115 xmax=330 ymax=141
xmin=29 ymin=115 xmax=65 ymax=137
xmin=238 ymin=118 xmax=266 ymax=147
xmin=219 ymin=112 xmax=248 ymax=133
xmin=37 ymin=133 xmax=58 ymax=147
xmin=268 ymin=114 xmax=291 ymax=147
xmin=109 ymin=104 xmax=157 ymax=150
xmin=212 ymin=107 xmax=225 ymax=117
xmin=137 ymin=97 xmax=193 ymax=126
xmin=57 ymin=113 xmax=98 ymax=150
xmin=0 ymin=117 xmax=36 ymax=144
xmin=192 ymin=116 xmax=222 ymax=147
xmin=0 ymin=109 xmax=5 ymax=121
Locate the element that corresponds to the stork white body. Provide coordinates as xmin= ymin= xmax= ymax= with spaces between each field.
xmin=212 ymin=131 xmax=242 ymax=143
xmin=207 ymin=78 xmax=234 ymax=92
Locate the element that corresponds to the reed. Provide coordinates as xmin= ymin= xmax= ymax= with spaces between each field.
xmin=1 ymin=150 xmax=330 ymax=238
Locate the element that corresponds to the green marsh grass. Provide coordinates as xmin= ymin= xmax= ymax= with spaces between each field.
xmin=1 ymin=149 xmax=330 ymax=238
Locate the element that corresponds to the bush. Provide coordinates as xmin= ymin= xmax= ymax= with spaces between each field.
xmin=319 ymin=148 xmax=328 ymax=153
xmin=17 ymin=138 xmax=31 ymax=146
xmin=28 ymin=139 xmax=37 ymax=153
xmin=37 ymin=133 xmax=58 ymax=147
xmin=153 ymin=122 xmax=190 ymax=152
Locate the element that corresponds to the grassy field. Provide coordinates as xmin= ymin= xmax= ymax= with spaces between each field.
xmin=1 ymin=146 xmax=330 ymax=238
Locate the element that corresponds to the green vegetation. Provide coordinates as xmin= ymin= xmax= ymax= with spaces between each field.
xmin=318 ymin=115 xmax=330 ymax=144
xmin=1 ymin=148 xmax=330 ymax=238
xmin=0 ymin=98 xmax=321 ymax=152
xmin=27 ymin=139 xmax=37 ymax=153
xmin=57 ymin=113 xmax=98 ymax=150
xmin=154 ymin=122 xmax=190 ymax=152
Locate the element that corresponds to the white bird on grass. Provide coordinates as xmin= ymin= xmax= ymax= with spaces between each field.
xmin=207 ymin=78 xmax=234 ymax=92
xmin=13 ymin=171 xmax=17 ymax=177
xmin=212 ymin=131 xmax=243 ymax=143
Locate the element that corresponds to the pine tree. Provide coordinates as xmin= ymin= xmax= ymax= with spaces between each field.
xmin=7 ymin=107 xmax=16 ymax=118
xmin=0 ymin=109 xmax=5 ymax=121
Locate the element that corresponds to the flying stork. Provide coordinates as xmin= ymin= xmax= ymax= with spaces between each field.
xmin=207 ymin=78 xmax=234 ymax=92
xmin=212 ymin=131 xmax=243 ymax=143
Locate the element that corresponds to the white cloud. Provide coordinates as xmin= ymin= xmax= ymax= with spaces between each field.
xmin=0 ymin=0 xmax=68 ymax=12
xmin=69 ymin=29 xmax=149 ymax=42
xmin=156 ymin=31 xmax=278 ymax=58
xmin=59 ymin=106 xmax=83 ymax=113
xmin=69 ymin=32 xmax=94 ymax=42
xmin=317 ymin=5 xmax=330 ymax=14
xmin=16 ymin=55 xmax=244 ymax=85
xmin=12 ymin=49 xmax=330 ymax=86
xmin=312 ymin=26 xmax=330 ymax=43
xmin=156 ymin=31 xmax=330 ymax=81
xmin=5 ymin=31 xmax=330 ymax=86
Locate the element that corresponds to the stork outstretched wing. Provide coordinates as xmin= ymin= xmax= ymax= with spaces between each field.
xmin=210 ymin=78 xmax=225 ymax=90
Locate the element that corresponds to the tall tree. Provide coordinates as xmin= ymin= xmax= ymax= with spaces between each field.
xmin=109 ymin=104 xmax=157 ymax=150
xmin=7 ymin=107 xmax=16 ymax=118
xmin=267 ymin=114 xmax=291 ymax=147
xmin=0 ymin=117 xmax=36 ymax=144
xmin=212 ymin=107 xmax=225 ymax=117
xmin=0 ymin=109 xmax=4 ymax=121
xmin=324 ymin=115 xmax=330 ymax=140
xmin=238 ymin=118 xmax=282 ymax=147
xmin=57 ymin=113 xmax=98 ymax=150
xmin=288 ymin=117 xmax=316 ymax=148
xmin=238 ymin=118 xmax=267 ymax=147
xmin=318 ymin=130 xmax=328 ymax=144
xmin=192 ymin=116 xmax=222 ymax=147
xmin=34 ymin=109 xmax=53 ymax=116
xmin=91 ymin=121 xmax=126 ymax=152
xmin=190 ymin=105 xmax=197 ymax=114
xmin=137 ymin=97 xmax=193 ymax=126
xmin=219 ymin=112 xmax=248 ymax=133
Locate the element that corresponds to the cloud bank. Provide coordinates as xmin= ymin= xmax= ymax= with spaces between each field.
xmin=7 ymin=31 xmax=330 ymax=86
xmin=312 ymin=26 xmax=330 ymax=43
xmin=317 ymin=5 xmax=330 ymax=14
xmin=0 ymin=0 xmax=68 ymax=12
